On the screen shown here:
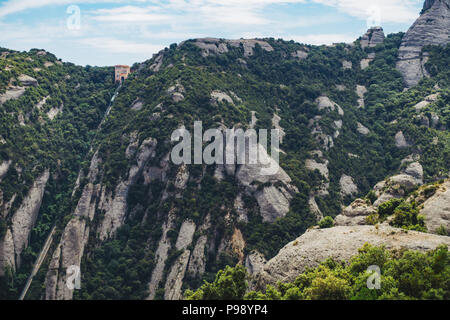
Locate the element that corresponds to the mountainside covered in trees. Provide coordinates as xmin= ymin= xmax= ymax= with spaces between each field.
xmin=0 ymin=0 xmax=449 ymax=300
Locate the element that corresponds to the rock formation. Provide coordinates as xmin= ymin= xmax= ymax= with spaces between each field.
xmin=251 ymin=225 xmax=450 ymax=288
xmin=334 ymin=199 xmax=376 ymax=226
xmin=419 ymin=180 xmax=450 ymax=234
xmin=396 ymin=0 xmax=450 ymax=87
xmin=360 ymin=27 xmax=385 ymax=48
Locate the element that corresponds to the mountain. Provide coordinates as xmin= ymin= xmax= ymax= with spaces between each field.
xmin=0 ymin=0 xmax=449 ymax=300
xmin=396 ymin=0 xmax=450 ymax=87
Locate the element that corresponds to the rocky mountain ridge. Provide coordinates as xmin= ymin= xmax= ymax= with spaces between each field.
xmin=0 ymin=0 xmax=449 ymax=300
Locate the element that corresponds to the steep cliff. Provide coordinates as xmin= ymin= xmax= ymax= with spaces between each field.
xmin=1 ymin=1 xmax=450 ymax=299
xmin=396 ymin=0 xmax=450 ymax=87
xmin=251 ymin=225 xmax=450 ymax=288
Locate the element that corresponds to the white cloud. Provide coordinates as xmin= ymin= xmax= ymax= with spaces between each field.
xmin=312 ymin=0 xmax=422 ymax=24
xmin=286 ymin=33 xmax=358 ymax=45
xmin=0 ymin=0 xmax=423 ymax=24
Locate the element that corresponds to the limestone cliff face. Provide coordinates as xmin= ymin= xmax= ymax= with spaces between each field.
xmin=419 ymin=180 xmax=450 ymax=234
xmin=360 ymin=27 xmax=385 ymax=48
xmin=44 ymin=136 xmax=158 ymax=300
xmin=396 ymin=0 xmax=450 ymax=87
xmin=44 ymin=152 xmax=101 ymax=300
xmin=251 ymin=225 xmax=450 ymax=289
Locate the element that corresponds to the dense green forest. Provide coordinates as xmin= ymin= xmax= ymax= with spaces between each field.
xmin=0 ymin=31 xmax=449 ymax=300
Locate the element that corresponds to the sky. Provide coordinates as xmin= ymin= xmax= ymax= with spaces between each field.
xmin=0 ymin=0 xmax=425 ymax=66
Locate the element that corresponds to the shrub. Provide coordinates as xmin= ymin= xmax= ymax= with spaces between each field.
xmin=318 ymin=216 xmax=334 ymax=229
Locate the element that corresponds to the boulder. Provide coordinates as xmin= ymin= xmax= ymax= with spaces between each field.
xmin=335 ymin=199 xmax=376 ymax=226
xmin=339 ymin=174 xmax=359 ymax=197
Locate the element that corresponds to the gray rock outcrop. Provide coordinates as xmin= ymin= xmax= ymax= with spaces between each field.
xmin=334 ymin=199 xmax=376 ymax=226
xmin=396 ymin=0 xmax=450 ymax=87
xmin=98 ymin=137 xmax=157 ymax=240
xmin=373 ymin=162 xmax=424 ymax=207
xmin=339 ymin=174 xmax=359 ymax=197
xmin=226 ymin=39 xmax=274 ymax=57
xmin=360 ymin=27 xmax=385 ymax=48
xmin=235 ymin=142 xmax=298 ymax=223
xmin=10 ymin=169 xmax=50 ymax=268
xmin=419 ymin=180 xmax=450 ymax=234
xmin=164 ymin=219 xmax=196 ymax=300
xmin=253 ymin=225 xmax=450 ymax=288
xmin=395 ymin=131 xmax=411 ymax=148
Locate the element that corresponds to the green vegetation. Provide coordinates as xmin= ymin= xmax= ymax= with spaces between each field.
xmin=318 ymin=216 xmax=334 ymax=228
xmin=0 ymin=48 xmax=115 ymax=299
xmin=186 ymin=244 xmax=450 ymax=300
xmin=1 ymin=36 xmax=449 ymax=300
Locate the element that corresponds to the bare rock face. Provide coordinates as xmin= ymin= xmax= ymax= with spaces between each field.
xmin=315 ymin=96 xmax=344 ymax=116
xmin=17 ymin=74 xmax=38 ymax=87
xmin=245 ymin=251 xmax=267 ymax=275
xmin=175 ymin=220 xmax=196 ymax=251
xmin=305 ymin=159 xmax=329 ymax=179
xmin=44 ymin=243 xmax=61 ymax=300
xmin=357 ymin=122 xmax=370 ymax=135
xmin=360 ymin=27 xmax=385 ymax=48
xmin=47 ymin=104 xmax=63 ymax=120
xmin=335 ymin=199 xmax=376 ymax=226
xmin=211 ymin=90 xmax=234 ymax=105
xmin=255 ymin=186 xmax=292 ymax=223
xmin=167 ymin=82 xmax=185 ymax=103
xmin=356 ymin=85 xmax=367 ymax=108
xmin=54 ymin=217 xmax=90 ymax=300
xmin=419 ymin=180 xmax=450 ymax=234
xmin=0 ymin=228 xmax=15 ymax=275
xmin=149 ymin=52 xmax=164 ymax=72
xmin=147 ymin=210 xmax=176 ymax=300
xmin=308 ymin=196 xmax=323 ymax=221
xmin=11 ymin=170 xmax=50 ymax=268
xmin=395 ymin=131 xmax=411 ymax=148
xmin=226 ymin=39 xmax=274 ymax=57
xmin=234 ymin=193 xmax=248 ymax=223
xmin=373 ymin=162 xmax=424 ymax=207
xmin=342 ymin=60 xmax=352 ymax=69
xmin=339 ymin=174 xmax=359 ymax=197
xmin=164 ymin=250 xmax=191 ymax=300
xmin=130 ymin=99 xmax=144 ymax=111
xmin=0 ymin=160 xmax=12 ymax=180
xmin=253 ymin=225 xmax=450 ymax=288
xmin=396 ymin=0 xmax=450 ymax=87
xmin=45 ymin=152 xmax=101 ymax=300
xmin=174 ymin=164 xmax=189 ymax=190
xmin=188 ymin=215 xmax=211 ymax=277
xmin=291 ymin=49 xmax=308 ymax=60
xmin=308 ymin=116 xmax=334 ymax=150
xmin=0 ymin=86 xmax=26 ymax=104
xmin=272 ymin=114 xmax=286 ymax=144
xmin=194 ymin=38 xmax=229 ymax=57
xmin=235 ymin=143 xmax=298 ymax=223
xmin=164 ymin=219 xmax=196 ymax=300
xmin=99 ymin=138 xmax=157 ymax=240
